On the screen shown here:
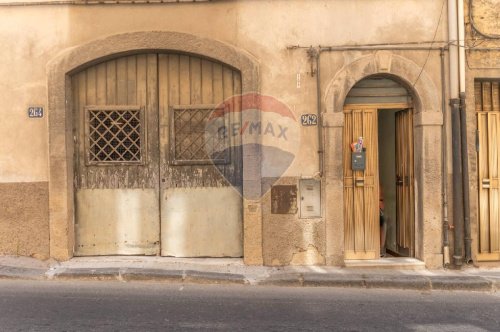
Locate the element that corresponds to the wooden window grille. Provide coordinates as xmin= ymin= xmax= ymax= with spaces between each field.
xmin=86 ymin=106 xmax=145 ymax=165
xmin=170 ymin=104 xmax=229 ymax=165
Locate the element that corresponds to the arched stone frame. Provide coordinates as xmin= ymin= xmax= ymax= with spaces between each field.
xmin=46 ymin=31 xmax=262 ymax=263
xmin=322 ymin=52 xmax=444 ymax=268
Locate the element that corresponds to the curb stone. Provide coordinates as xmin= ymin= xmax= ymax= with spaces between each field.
xmin=0 ymin=266 xmax=46 ymax=280
xmin=257 ymin=273 xmax=303 ymax=287
xmin=183 ymin=270 xmax=247 ymax=285
xmin=429 ymin=276 xmax=493 ymax=291
xmin=1 ymin=264 xmax=500 ymax=292
xmin=50 ymin=268 xmax=121 ymax=281
xmin=302 ymin=273 xmax=365 ymax=288
xmin=364 ymin=275 xmax=431 ymax=290
xmin=120 ymin=268 xmax=183 ymax=282
xmin=484 ymin=277 xmax=500 ymax=292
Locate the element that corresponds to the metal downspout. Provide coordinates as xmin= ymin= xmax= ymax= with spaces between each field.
xmin=316 ymin=51 xmax=324 ymax=178
xmin=451 ymin=98 xmax=464 ymax=266
xmin=448 ymin=0 xmax=466 ymax=267
xmin=307 ymin=47 xmax=324 ymax=178
xmin=458 ymin=0 xmax=472 ymax=264
xmin=441 ymin=48 xmax=450 ymax=266
xmin=447 ymin=0 xmax=459 ymax=100
xmin=460 ymin=92 xmax=472 ymax=264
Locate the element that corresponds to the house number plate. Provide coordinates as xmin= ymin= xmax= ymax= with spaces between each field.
xmin=28 ymin=107 xmax=44 ymax=118
xmin=301 ymin=114 xmax=317 ymax=126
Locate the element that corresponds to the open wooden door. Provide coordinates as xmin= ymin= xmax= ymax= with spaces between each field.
xmin=395 ymin=109 xmax=415 ymax=257
xmin=343 ymin=107 xmax=379 ymax=259
xmin=477 ymin=111 xmax=500 ymax=261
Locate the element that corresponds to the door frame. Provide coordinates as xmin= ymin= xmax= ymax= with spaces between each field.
xmin=47 ymin=31 xmax=262 ymax=263
xmin=323 ymin=55 xmax=444 ymax=268
xmin=342 ymin=103 xmax=415 ymax=260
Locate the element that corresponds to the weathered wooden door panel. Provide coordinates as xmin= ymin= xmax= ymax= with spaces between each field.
xmin=161 ymin=187 xmax=242 ymax=257
xmin=395 ymin=109 xmax=415 ymax=256
xmin=158 ymin=54 xmax=243 ymax=257
xmin=477 ymin=111 xmax=500 ymax=261
xmin=343 ymin=108 xmax=379 ymax=260
xmin=73 ymin=54 xmax=160 ymax=256
xmin=476 ymin=80 xmax=500 ymax=261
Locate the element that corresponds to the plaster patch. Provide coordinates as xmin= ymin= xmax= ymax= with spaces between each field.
xmin=290 ymin=244 xmax=324 ymax=266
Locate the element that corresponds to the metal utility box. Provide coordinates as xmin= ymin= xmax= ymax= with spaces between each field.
xmin=351 ymin=151 xmax=366 ymax=171
xmin=299 ymin=179 xmax=321 ymax=218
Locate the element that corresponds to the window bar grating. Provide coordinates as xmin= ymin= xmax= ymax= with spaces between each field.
xmin=171 ymin=104 xmax=229 ymax=165
xmin=86 ymin=107 xmax=144 ymax=164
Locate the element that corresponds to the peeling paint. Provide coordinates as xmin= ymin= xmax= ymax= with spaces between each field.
xmin=290 ymin=244 xmax=325 ymax=266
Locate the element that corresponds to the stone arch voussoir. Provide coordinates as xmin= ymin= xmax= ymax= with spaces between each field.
xmin=324 ymin=52 xmax=439 ymax=114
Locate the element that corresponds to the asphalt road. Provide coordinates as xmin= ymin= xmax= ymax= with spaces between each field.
xmin=0 ymin=280 xmax=499 ymax=331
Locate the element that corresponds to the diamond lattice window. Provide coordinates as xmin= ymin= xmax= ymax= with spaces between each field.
xmin=171 ymin=105 xmax=229 ymax=165
xmin=86 ymin=107 xmax=144 ymax=164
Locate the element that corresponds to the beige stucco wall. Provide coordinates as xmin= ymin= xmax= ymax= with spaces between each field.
xmin=0 ymin=182 xmax=49 ymax=259
xmin=0 ymin=0 xmax=449 ymax=264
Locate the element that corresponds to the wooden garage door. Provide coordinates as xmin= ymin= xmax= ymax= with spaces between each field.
xmin=343 ymin=107 xmax=379 ymax=260
xmin=157 ymin=54 xmax=243 ymax=257
xmin=476 ymin=80 xmax=500 ymax=261
xmin=72 ymin=53 xmax=242 ymax=257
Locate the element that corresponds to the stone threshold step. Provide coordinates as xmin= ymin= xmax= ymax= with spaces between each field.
xmin=344 ymin=257 xmax=425 ymax=270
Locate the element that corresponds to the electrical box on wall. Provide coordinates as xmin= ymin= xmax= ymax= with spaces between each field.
xmin=299 ymin=179 xmax=321 ymax=218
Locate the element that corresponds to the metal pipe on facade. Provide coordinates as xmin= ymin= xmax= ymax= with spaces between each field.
xmin=457 ymin=0 xmax=466 ymax=92
xmin=448 ymin=0 xmax=466 ymax=267
xmin=306 ymin=47 xmax=324 ymax=178
xmin=451 ymin=98 xmax=464 ymax=267
xmin=457 ymin=0 xmax=472 ymax=265
xmin=287 ymin=45 xmax=448 ymax=52
xmin=0 ymin=0 xmax=209 ymax=6
xmin=441 ymin=48 xmax=450 ymax=266
xmin=460 ymin=92 xmax=472 ymax=264
xmin=448 ymin=0 xmax=459 ymax=100
xmin=319 ymin=46 xmax=446 ymax=52
xmin=316 ymin=50 xmax=324 ymax=178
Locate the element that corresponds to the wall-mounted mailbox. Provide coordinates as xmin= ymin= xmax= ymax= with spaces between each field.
xmin=299 ymin=179 xmax=321 ymax=218
xmin=351 ymin=151 xmax=366 ymax=171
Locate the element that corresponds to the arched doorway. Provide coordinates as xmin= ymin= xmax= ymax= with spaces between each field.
xmin=343 ymin=76 xmax=415 ymax=259
xmin=47 ymin=32 xmax=261 ymax=262
xmin=71 ymin=52 xmax=243 ymax=257
xmin=323 ymin=53 xmax=443 ymax=268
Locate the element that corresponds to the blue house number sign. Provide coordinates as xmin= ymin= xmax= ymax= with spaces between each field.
xmin=28 ymin=107 xmax=44 ymax=118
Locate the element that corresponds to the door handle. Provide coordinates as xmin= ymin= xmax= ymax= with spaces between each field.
xmin=482 ymin=178 xmax=490 ymax=189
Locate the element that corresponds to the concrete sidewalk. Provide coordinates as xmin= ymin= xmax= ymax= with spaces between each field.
xmin=1 ymin=256 xmax=500 ymax=292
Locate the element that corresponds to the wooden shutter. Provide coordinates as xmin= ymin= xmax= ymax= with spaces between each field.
xmin=476 ymin=80 xmax=500 ymax=261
